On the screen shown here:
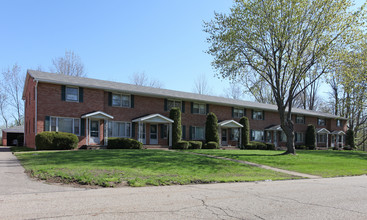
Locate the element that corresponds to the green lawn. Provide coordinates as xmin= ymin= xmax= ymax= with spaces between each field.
xmin=15 ymin=150 xmax=297 ymax=187
xmin=189 ymin=150 xmax=367 ymax=177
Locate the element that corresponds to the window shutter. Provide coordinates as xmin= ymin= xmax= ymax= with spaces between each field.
xmin=189 ymin=126 xmax=192 ymax=140
xmin=61 ymin=86 xmax=66 ymax=101
xmin=131 ymin=95 xmax=134 ymax=108
xmin=132 ymin=123 xmax=135 ymax=137
xmin=44 ymin=116 xmax=50 ymax=131
xmin=263 ymin=110 xmax=265 ymax=120
xmin=81 ymin=118 xmax=85 ymax=136
xmin=191 ymin=102 xmax=194 ymax=113
xmin=181 ymin=101 xmax=185 ymax=113
xmin=160 ymin=124 xmax=164 ymax=138
xmin=251 ymin=110 xmax=254 ymax=119
xmin=250 ymin=129 xmax=253 ymax=141
xmin=108 ymin=92 xmax=112 ymax=106
xmin=206 ymin=104 xmax=209 ymax=114
xmin=232 ymin=107 xmax=234 ymax=118
xmin=244 ymin=108 xmax=246 ymax=116
xmin=295 ymin=133 xmax=298 ymax=142
xmin=79 ymin=87 xmax=83 ymax=103
xmin=182 ymin=125 xmax=186 ymax=140
xmin=164 ymin=99 xmax=168 ymax=111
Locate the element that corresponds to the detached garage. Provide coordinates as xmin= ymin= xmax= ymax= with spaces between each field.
xmin=2 ymin=125 xmax=24 ymax=146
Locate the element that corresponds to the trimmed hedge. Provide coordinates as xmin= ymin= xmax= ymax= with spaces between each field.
xmin=203 ymin=141 xmax=219 ymax=149
xmin=189 ymin=141 xmax=202 ymax=149
xmin=244 ymin=141 xmax=274 ymax=150
xmin=305 ymin=124 xmax=316 ymax=149
xmin=239 ymin=116 xmax=250 ymax=148
xmin=172 ymin=141 xmax=190 ymax=150
xmin=107 ymin=138 xmax=143 ymax=149
xmin=205 ymin=112 xmax=219 ymax=144
xmin=35 ymin=131 xmax=78 ymax=150
xmin=169 ymin=107 xmax=182 ymax=146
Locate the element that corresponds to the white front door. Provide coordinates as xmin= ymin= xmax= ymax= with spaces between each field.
xmin=150 ymin=124 xmax=158 ymax=145
xmin=90 ymin=120 xmax=100 ymax=144
xmin=221 ymin=129 xmax=228 ymax=146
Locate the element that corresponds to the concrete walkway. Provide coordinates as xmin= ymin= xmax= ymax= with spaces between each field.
xmin=187 ymin=151 xmax=322 ymax=179
xmin=0 ymin=146 xmax=85 ymax=195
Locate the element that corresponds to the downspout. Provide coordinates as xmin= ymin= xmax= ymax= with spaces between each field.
xmin=34 ymin=80 xmax=38 ymax=150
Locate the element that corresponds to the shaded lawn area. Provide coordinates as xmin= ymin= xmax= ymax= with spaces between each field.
xmin=15 ymin=150 xmax=298 ymax=187
xmin=189 ymin=150 xmax=367 ymax=177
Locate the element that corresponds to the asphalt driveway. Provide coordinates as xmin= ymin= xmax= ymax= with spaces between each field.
xmin=1 ymin=146 xmax=367 ymax=219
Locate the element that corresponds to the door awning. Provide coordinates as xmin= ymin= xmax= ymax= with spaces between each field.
xmin=132 ymin=114 xmax=173 ymax=123
xmin=316 ymin=128 xmax=330 ymax=134
xmin=265 ymin=125 xmax=283 ymax=131
xmin=218 ymin=120 xmax=243 ymax=128
xmin=81 ymin=111 xmax=114 ymax=120
xmin=331 ymin=130 xmax=345 ymax=135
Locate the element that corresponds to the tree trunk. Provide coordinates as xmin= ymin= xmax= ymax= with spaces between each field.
xmin=278 ymin=107 xmax=296 ymax=155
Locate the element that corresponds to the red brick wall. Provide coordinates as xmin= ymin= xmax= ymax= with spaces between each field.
xmin=2 ymin=131 xmax=7 ymax=146
xmin=24 ymin=75 xmax=37 ymax=148
xmin=26 ymin=76 xmax=346 ymax=148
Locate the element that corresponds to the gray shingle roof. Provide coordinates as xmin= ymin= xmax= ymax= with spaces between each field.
xmin=26 ymin=70 xmax=345 ymax=119
xmin=2 ymin=125 xmax=24 ymax=133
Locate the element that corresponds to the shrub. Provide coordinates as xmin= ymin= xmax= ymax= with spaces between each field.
xmin=239 ymin=116 xmax=250 ymax=148
xmin=295 ymin=145 xmax=307 ymax=150
xmin=205 ymin=112 xmax=219 ymax=144
xmin=346 ymin=129 xmax=355 ymax=149
xmin=203 ymin=141 xmax=219 ymax=149
xmin=305 ymin=124 xmax=316 ymax=149
xmin=252 ymin=141 xmax=267 ymax=150
xmin=107 ymin=138 xmax=143 ymax=149
xmin=169 ymin=107 xmax=182 ymax=146
xmin=189 ymin=141 xmax=202 ymax=149
xmin=245 ymin=142 xmax=257 ymax=149
xmin=308 ymin=145 xmax=316 ymax=150
xmin=172 ymin=141 xmax=189 ymax=150
xmin=266 ymin=143 xmax=275 ymax=150
xmin=343 ymin=145 xmax=354 ymax=151
xmin=35 ymin=131 xmax=78 ymax=150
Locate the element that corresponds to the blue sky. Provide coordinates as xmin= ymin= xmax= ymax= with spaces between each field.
xmin=0 ymin=0 xmax=365 ymax=99
xmin=0 ymin=0 xmax=236 ymax=97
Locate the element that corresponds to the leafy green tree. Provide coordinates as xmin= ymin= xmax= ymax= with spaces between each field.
xmin=239 ymin=116 xmax=250 ymax=148
xmin=169 ymin=107 xmax=182 ymax=147
xmin=204 ymin=0 xmax=365 ymax=154
xmin=205 ymin=112 xmax=219 ymax=144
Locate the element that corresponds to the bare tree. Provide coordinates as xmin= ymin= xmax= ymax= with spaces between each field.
xmin=51 ymin=50 xmax=86 ymax=77
xmin=0 ymin=90 xmax=8 ymax=128
xmin=2 ymin=64 xmax=24 ymax=126
xmin=224 ymin=82 xmax=243 ymax=99
xmin=193 ymin=74 xmax=212 ymax=95
xmin=130 ymin=72 xmax=164 ymax=88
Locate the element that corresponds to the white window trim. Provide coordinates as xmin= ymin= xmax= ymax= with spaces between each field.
xmin=167 ymin=99 xmax=182 ymax=111
xmin=50 ymin=116 xmax=81 ymax=136
xmin=318 ymin=118 xmax=326 ymax=126
xmin=193 ymin=103 xmax=206 ymax=115
xmin=252 ymin=130 xmax=264 ymax=141
xmin=65 ymin=86 xmax=79 ymax=102
xmin=318 ymin=134 xmax=327 ymax=143
xmin=296 ymin=115 xmax=305 ymax=124
xmin=108 ymin=121 xmax=132 ymax=138
xmin=112 ymin=93 xmax=131 ymax=108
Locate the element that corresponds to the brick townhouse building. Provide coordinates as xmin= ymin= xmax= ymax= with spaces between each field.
xmin=22 ymin=70 xmax=347 ymax=149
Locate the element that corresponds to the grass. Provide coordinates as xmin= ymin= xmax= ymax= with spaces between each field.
xmin=189 ymin=149 xmax=367 ymax=177
xmin=15 ymin=150 xmax=298 ymax=187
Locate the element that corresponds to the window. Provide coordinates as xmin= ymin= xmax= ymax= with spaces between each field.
xmin=296 ymin=115 xmax=305 ymax=124
xmin=192 ymin=126 xmax=205 ymax=140
xmin=162 ymin=124 xmax=168 ymax=139
xmin=167 ymin=100 xmax=182 ymax=111
xmin=233 ymin=108 xmax=244 ymax=118
xmin=266 ymin=131 xmax=272 ymax=143
xmin=112 ymin=93 xmax=130 ymax=107
xmin=251 ymin=130 xmax=264 ymax=141
xmin=318 ymin=134 xmax=327 ymax=143
xmin=252 ymin=110 xmax=263 ymax=120
xmin=231 ymin=128 xmax=240 ymax=141
xmin=49 ymin=117 xmax=80 ymax=136
xmin=108 ymin=121 xmax=131 ymax=138
xmin=295 ymin=132 xmax=305 ymax=143
xmin=336 ymin=119 xmax=341 ymax=127
xmin=280 ymin=131 xmax=287 ymax=142
xmin=65 ymin=87 xmax=79 ymax=102
xmin=193 ymin=103 xmax=206 ymax=114
xmin=318 ymin=118 xmax=326 ymax=126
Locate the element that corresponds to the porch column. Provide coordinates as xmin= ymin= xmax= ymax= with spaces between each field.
xmin=104 ymin=120 xmax=108 ymax=146
xmin=86 ymin=118 xmax=89 ymax=145
xmin=218 ymin=127 xmax=222 ymax=146
xmin=169 ymin=123 xmax=172 ymax=147
xmin=326 ymin=133 xmax=329 ymax=149
xmin=138 ymin=121 xmax=142 ymax=143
